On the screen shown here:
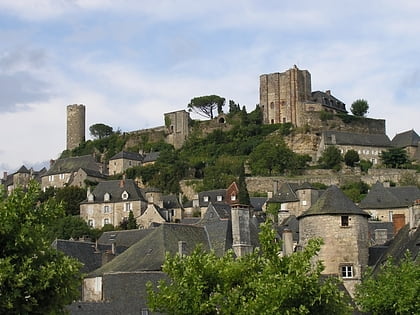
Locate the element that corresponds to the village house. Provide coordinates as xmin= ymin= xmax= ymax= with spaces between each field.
xmin=80 ymin=179 xmax=148 ymax=229
xmin=317 ymin=130 xmax=392 ymax=165
xmin=391 ymin=129 xmax=420 ymax=163
xmin=358 ymin=181 xmax=420 ymax=224
xmin=41 ymin=155 xmax=106 ymax=190
xmin=2 ymin=165 xmax=46 ymax=193
xmin=108 ymin=151 xmax=143 ymax=175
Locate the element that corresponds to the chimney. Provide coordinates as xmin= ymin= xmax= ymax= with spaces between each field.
xmin=392 ymin=214 xmax=406 ymax=235
xmin=409 ymin=199 xmax=420 ymax=231
xmin=120 ymin=174 xmax=126 ymax=188
xmin=273 ymin=180 xmax=278 ymax=195
xmin=374 ymin=229 xmax=388 ymax=245
xmin=178 ymin=241 xmax=187 ymax=257
xmin=3 ymin=172 xmax=7 ymax=180
xmin=231 ymin=204 xmax=253 ymax=257
xmin=278 ymin=210 xmax=290 ymax=225
xmin=282 ymin=229 xmax=293 ymax=256
xmin=50 ymin=159 xmax=55 ymax=168
xmin=325 ymin=90 xmax=331 ymax=95
xmin=267 ymin=191 xmax=273 ymax=199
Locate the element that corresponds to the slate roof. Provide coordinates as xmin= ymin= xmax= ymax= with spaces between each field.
xmin=250 ymin=197 xmax=267 ymax=211
xmin=142 ymin=151 xmax=160 ymax=163
xmin=298 ymin=185 xmax=370 ymax=218
xmin=45 ymin=155 xmax=100 ymax=176
xmin=359 ymin=182 xmax=420 ymax=209
xmin=198 ymin=189 xmax=227 ymax=207
xmin=90 ymin=224 xmax=210 ymax=276
xmin=268 ymin=183 xmax=299 ymax=203
xmin=277 ymin=215 xmax=299 ymax=242
xmin=372 ymin=224 xmax=420 ymax=274
xmin=98 ymin=229 xmax=153 ymax=248
xmin=322 ymin=130 xmax=392 ymax=147
xmin=391 ymin=129 xmax=420 ymax=148
xmin=82 ymin=179 xmax=146 ymax=203
xmin=368 ymin=221 xmax=394 ymax=242
xmin=52 ymin=239 xmax=103 ymax=273
xmin=162 ymin=194 xmax=182 ymax=209
xmin=310 ymin=90 xmax=347 ymax=112
xmin=109 ymin=151 xmax=143 ymax=161
xmin=15 ymin=165 xmax=30 ymax=174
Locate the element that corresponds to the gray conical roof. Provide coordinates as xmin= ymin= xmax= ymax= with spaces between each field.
xmin=298 ymin=185 xmax=369 ymax=218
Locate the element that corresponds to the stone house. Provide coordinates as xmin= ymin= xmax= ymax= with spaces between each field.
xmin=358 ymin=181 xmax=420 ymax=224
xmin=266 ymin=181 xmax=321 ymax=219
xmin=108 ymin=151 xmax=143 ymax=176
xmin=136 ymin=201 xmax=167 ymax=229
xmin=2 ymin=165 xmax=46 ymax=193
xmin=80 ymin=179 xmax=147 ymax=229
xmin=41 ymin=155 xmax=106 ymax=190
xmin=141 ymin=151 xmax=160 ymax=166
xmin=317 ymin=130 xmax=392 ymax=165
xmin=391 ymin=129 xmax=420 ymax=163
xmin=298 ymin=185 xmax=370 ymax=297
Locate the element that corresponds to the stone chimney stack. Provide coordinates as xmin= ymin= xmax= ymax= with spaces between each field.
xmin=178 ymin=241 xmax=187 ymax=257
xmin=374 ymin=229 xmax=388 ymax=245
xmin=231 ymin=204 xmax=253 ymax=257
xmin=282 ymin=229 xmax=293 ymax=256
xmin=3 ymin=172 xmax=7 ymax=180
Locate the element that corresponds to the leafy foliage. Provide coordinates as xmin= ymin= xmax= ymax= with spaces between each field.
xmin=0 ymin=182 xmax=82 ymax=314
xmin=350 ymin=99 xmax=369 ymax=117
xmin=359 ymin=159 xmax=373 ymax=173
xmin=188 ymin=95 xmax=226 ymax=119
xmin=380 ymin=147 xmax=411 ymax=168
xmin=318 ymin=146 xmax=343 ymax=171
xmin=237 ymin=163 xmax=250 ymax=205
xmin=340 ymin=181 xmax=370 ymax=203
xmin=147 ymin=221 xmax=350 ymax=314
xmin=120 ymin=210 xmax=138 ymax=230
xmin=355 ymin=252 xmax=420 ymax=314
xmin=344 ymin=149 xmax=360 ymax=167
xmin=89 ymin=123 xmax=114 ymax=139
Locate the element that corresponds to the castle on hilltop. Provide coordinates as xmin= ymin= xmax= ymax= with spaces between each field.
xmin=259 ymin=65 xmax=347 ymax=126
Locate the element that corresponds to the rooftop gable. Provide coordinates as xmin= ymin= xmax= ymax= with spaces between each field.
xmin=109 ymin=151 xmax=143 ymax=161
xmin=391 ymin=129 xmax=420 ymax=148
xmin=322 ymin=130 xmax=391 ymax=147
xmin=45 ymin=155 xmax=100 ymax=176
xmin=85 ymin=179 xmax=146 ymax=203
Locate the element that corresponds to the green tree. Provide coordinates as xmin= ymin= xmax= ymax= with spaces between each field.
xmin=344 ymin=149 xmax=360 ymax=167
xmin=188 ymin=95 xmax=225 ymax=119
xmin=355 ymin=253 xmax=420 ymax=314
xmin=380 ymin=147 xmax=410 ymax=168
xmin=237 ymin=163 xmax=250 ymax=205
xmin=359 ymin=159 xmax=373 ymax=173
xmin=319 ymin=146 xmax=343 ymax=170
xmin=89 ymin=123 xmax=114 ymax=139
xmin=350 ymin=99 xmax=369 ymax=117
xmin=0 ymin=182 xmax=82 ymax=314
xmin=50 ymin=215 xmax=93 ymax=240
xmin=55 ymin=186 xmax=87 ymax=216
xmin=340 ymin=181 xmax=370 ymax=203
xmin=127 ymin=210 xmax=138 ymax=229
xmin=147 ymin=221 xmax=350 ymax=314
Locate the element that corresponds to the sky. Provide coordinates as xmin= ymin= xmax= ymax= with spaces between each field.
xmin=1 ymin=0 xmax=419 ymax=176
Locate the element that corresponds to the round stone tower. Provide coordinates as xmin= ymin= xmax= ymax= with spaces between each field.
xmin=67 ymin=104 xmax=86 ymax=151
xmin=298 ymin=185 xmax=370 ymax=297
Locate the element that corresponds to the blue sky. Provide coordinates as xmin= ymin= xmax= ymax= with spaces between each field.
xmin=1 ymin=0 xmax=419 ymax=175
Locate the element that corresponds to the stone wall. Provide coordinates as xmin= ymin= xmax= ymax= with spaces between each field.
xmin=67 ymin=104 xmax=85 ymax=151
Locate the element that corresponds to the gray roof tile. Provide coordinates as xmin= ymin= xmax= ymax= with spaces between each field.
xmin=322 ymin=130 xmax=391 ymax=147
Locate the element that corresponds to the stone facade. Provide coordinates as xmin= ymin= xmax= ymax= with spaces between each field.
xmin=299 ymin=214 xmax=369 ymax=296
xmin=164 ymin=110 xmax=190 ymax=149
xmin=67 ymin=104 xmax=85 ymax=151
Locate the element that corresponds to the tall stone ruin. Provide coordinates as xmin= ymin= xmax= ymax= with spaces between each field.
xmin=67 ymin=104 xmax=86 ymax=151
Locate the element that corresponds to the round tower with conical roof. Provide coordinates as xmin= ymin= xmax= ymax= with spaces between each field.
xmin=298 ymin=185 xmax=370 ymax=296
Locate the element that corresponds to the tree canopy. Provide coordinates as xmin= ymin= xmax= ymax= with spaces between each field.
xmin=350 ymin=99 xmax=369 ymax=117
xmin=187 ymin=95 xmax=225 ymax=119
xmin=147 ymin=221 xmax=351 ymax=314
xmin=380 ymin=147 xmax=410 ymax=168
xmin=355 ymin=253 xmax=420 ymax=314
xmin=318 ymin=146 xmax=343 ymax=170
xmin=0 ymin=182 xmax=82 ymax=314
xmin=89 ymin=123 xmax=114 ymax=139
xmin=344 ymin=149 xmax=360 ymax=167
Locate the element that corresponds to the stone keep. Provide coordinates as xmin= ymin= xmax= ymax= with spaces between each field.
xmin=298 ymin=186 xmax=370 ymax=297
xmin=67 ymin=104 xmax=86 ymax=151
xmin=259 ymin=65 xmax=311 ymax=126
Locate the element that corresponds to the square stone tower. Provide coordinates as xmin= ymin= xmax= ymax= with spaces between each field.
xmin=67 ymin=104 xmax=86 ymax=151
xmin=259 ymin=65 xmax=311 ymax=126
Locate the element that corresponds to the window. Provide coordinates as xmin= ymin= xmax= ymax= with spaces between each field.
xmin=141 ymin=308 xmax=150 ymax=315
xmin=104 ymin=205 xmax=110 ymax=213
xmin=302 ymin=200 xmax=307 ymax=206
xmin=389 ymin=211 xmax=393 ymax=222
xmin=231 ymin=195 xmax=236 ymax=201
xmin=203 ymin=196 xmax=209 ymax=202
xmin=59 ymin=173 xmax=65 ymax=180
xmin=88 ymin=219 xmax=94 ymax=227
xmin=125 ymin=202 xmax=131 ymax=211
xmin=104 ymin=193 xmax=110 ymax=202
xmin=341 ymin=215 xmax=349 ymax=227
xmin=49 ymin=175 xmax=54 ymax=182
xmin=270 ymin=102 xmax=274 ymax=109
xmin=122 ymin=191 xmax=129 ymax=200
xmin=341 ymin=265 xmax=353 ymax=278
xmin=104 ymin=218 xmax=110 ymax=225
xmin=216 ymin=195 xmax=222 ymax=202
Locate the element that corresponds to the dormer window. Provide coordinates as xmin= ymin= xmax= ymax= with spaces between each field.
xmin=203 ymin=196 xmax=209 ymax=202
xmin=104 ymin=193 xmax=111 ymax=202
xmin=231 ymin=195 xmax=236 ymax=201
xmin=217 ymin=195 xmax=222 ymax=202
xmin=88 ymin=193 xmax=94 ymax=202
xmin=122 ymin=191 xmax=129 ymax=200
